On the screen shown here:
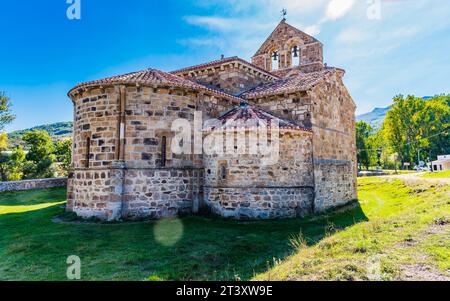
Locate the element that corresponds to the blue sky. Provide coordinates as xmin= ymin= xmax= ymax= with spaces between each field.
xmin=1 ymin=0 xmax=449 ymax=132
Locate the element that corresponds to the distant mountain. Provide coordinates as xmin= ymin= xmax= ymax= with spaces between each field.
xmin=356 ymin=106 xmax=390 ymax=129
xmin=7 ymin=122 xmax=73 ymax=148
xmin=356 ymin=96 xmax=435 ymax=128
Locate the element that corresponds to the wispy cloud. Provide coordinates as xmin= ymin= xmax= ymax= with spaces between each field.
xmin=178 ymin=37 xmax=225 ymax=48
xmin=184 ymin=16 xmax=238 ymax=31
xmin=324 ymin=0 xmax=356 ymax=21
xmin=304 ymin=25 xmax=321 ymax=36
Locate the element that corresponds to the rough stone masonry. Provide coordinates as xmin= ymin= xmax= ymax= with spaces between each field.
xmin=66 ymin=19 xmax=357 ymax=221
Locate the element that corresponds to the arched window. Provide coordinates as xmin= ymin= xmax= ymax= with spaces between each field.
xmin=291 ymin=45 xmax=301 ymax=67
xmin=161 ymin=136 xmax=167 ymax=167
xmin=85 ymin=137 xmax=91 ymax=168
xmin=271 ymin=50 xmax=279 ymax=71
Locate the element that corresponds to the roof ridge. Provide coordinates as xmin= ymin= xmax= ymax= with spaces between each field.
xmin=241 ymin=67 xmax=339 ymax=99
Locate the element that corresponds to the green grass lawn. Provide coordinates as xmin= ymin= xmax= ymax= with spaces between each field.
xmin=0 ymin=178 xmax=448 ymax=281
xmin=255 ymin=178 xmax=450 ymax=280
xmin=420 ymin=170 xmax=450 ymax=178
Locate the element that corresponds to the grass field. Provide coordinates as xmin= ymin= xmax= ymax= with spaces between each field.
xmin=420 ymin=170 xmax=450 ymax=179
xmin=0 ymin=178 xmax=448 ymax=281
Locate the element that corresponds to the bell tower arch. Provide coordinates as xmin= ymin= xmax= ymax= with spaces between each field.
xmin=251 ymin=19 xmax=324 ymax=76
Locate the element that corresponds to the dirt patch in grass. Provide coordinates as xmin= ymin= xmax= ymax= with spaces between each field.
xmin=400 ymin=264 xmax=450 ymax=281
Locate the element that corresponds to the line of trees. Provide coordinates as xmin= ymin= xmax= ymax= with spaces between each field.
xmin=357 ymin=94 xmax=450 ymax=171
xmin=0 ymin=92 xmax=72 ymax=181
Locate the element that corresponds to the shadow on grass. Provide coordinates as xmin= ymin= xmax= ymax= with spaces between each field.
xmin=0 ymin=187 xmax=67 ymax=206
xmin=0 ymin=188 xmax=368 ymax=281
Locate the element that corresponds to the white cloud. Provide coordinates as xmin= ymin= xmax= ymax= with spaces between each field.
xmin=184 ymin=16 xmax=238 ymax=31
xmin=325 ymin=0 xmax=356 ymax=20
xmin=304 ymin=25 xmax=321 ymax=36
xmin=178 ymin=38 xmax=224 ymax=48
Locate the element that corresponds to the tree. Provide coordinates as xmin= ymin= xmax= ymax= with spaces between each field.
xmin=22 ymin=130 xmax=56 ymax=178
xmin=356 ymin=121 xmax=373 ymax=170
xmin=7 ymin=146 xmax=26 ymax=181
xmin=366 ymin=130 xmax=385 ymax=168
xmin=0 ymin=92 xmax=15 ymax=131
xmin=0 ymin=133 xmax=7 ymax=150
xmin=419 ymin=95 xmax=450 ymax=160
xmin=0 ymin=133 xmax=9 ymax=181
xmin=55 ymin=138 xmax=72 ymax=175
xmin=383 ymin=95 xmax=450 ymax=168
xmin=383 ymin=95 xmax=423 ymax=167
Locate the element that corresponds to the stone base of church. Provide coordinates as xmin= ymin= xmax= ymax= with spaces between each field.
xmin=67 ymin=163 xmax=205 ymax=221
xmin=203 ymin=187 xmax=314 ymax=220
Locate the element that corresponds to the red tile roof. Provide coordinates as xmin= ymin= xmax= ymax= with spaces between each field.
xmin=204 ymin=102 xmax=311 ymax=132
xmin=241 ymin=67 xmax=339 ymax=99
xmin=68 ymin=68 xmax=242 ymax=103
xmin=171 ymin=56 xmax=279 ymax=79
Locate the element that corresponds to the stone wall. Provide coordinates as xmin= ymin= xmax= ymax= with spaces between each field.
xmin=245 ymin=71 xmax=357 ymax=213
xmin=72 ymin=87 xmax=119 ymax=169
xmin=250 ymin=91 xmax=312 ymax=128
xmin=0 ymin=178 xmax=67 ymax=193
xmin=203 ymin=130 xmax=315 ymax=219
xmin=204 ymin=130 xmax=314 ymax=187
xmin=121 ymin=168 xmax=203 ymax=220
xmin=123 ymin=86 xmax=200 ymax=169
xmin=68 ymin=87 xmax=122 ymax=220
xmin=204 ymin=187 xmax=314 ymax=220
xmin=309 ymin=74 xmax=358 ymax=212
xmin=67 ymin=84 xmax=235 ymax=221
xmin=66 ymin=168 xmax=121 ymax=220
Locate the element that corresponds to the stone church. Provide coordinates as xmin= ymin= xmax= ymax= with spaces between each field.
xmin=66 ymin=19 xmax=357 ymax=221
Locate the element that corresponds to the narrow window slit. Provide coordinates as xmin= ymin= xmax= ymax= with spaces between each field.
xmin=85 ymin=137 xmax=91 ymax=168
xmin=161 ymin=136 xmax=167 ymax=167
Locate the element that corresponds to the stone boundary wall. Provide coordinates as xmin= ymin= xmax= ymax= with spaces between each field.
xmin=0 ymin=178 xmax=67 ymax=193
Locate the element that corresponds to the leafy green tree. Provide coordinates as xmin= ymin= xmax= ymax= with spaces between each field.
xmin=0 ymin=92 xmax=15 ymax=180
xmin=7 ymin=146 xmax=26 ymax=181
xmin=0 ymin=92 xmax=15 ymax=131
xmin=0 ymin=133 xmax=9 ymax=181
xmin=383 ymin=95 xmax=450 ymax=168
xmin=22 ymin=130 xmax=56 ymax=178
xmin=55 ymin=138 xmax=72 ymax=175
xmin=0 ymin=133 xmax=7 ymax=150
xmin=419 ymin=95 xmax=450 ymax=160
xmin=356 ymin=121 xmax=373 ymax=170
xmin=0 ymin=153 xmax=10 ymax=181
xmin=367 ymin=130 xmax=385 ymax=168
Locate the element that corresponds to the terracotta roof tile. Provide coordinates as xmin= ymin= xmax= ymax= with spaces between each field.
xmin=204 ymin=102 xmax=311 ymax=132
xmin=241 ymin=67 xmax=338 ymax=99
xmin=68 ymin=68 xmax=243 ymax=104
